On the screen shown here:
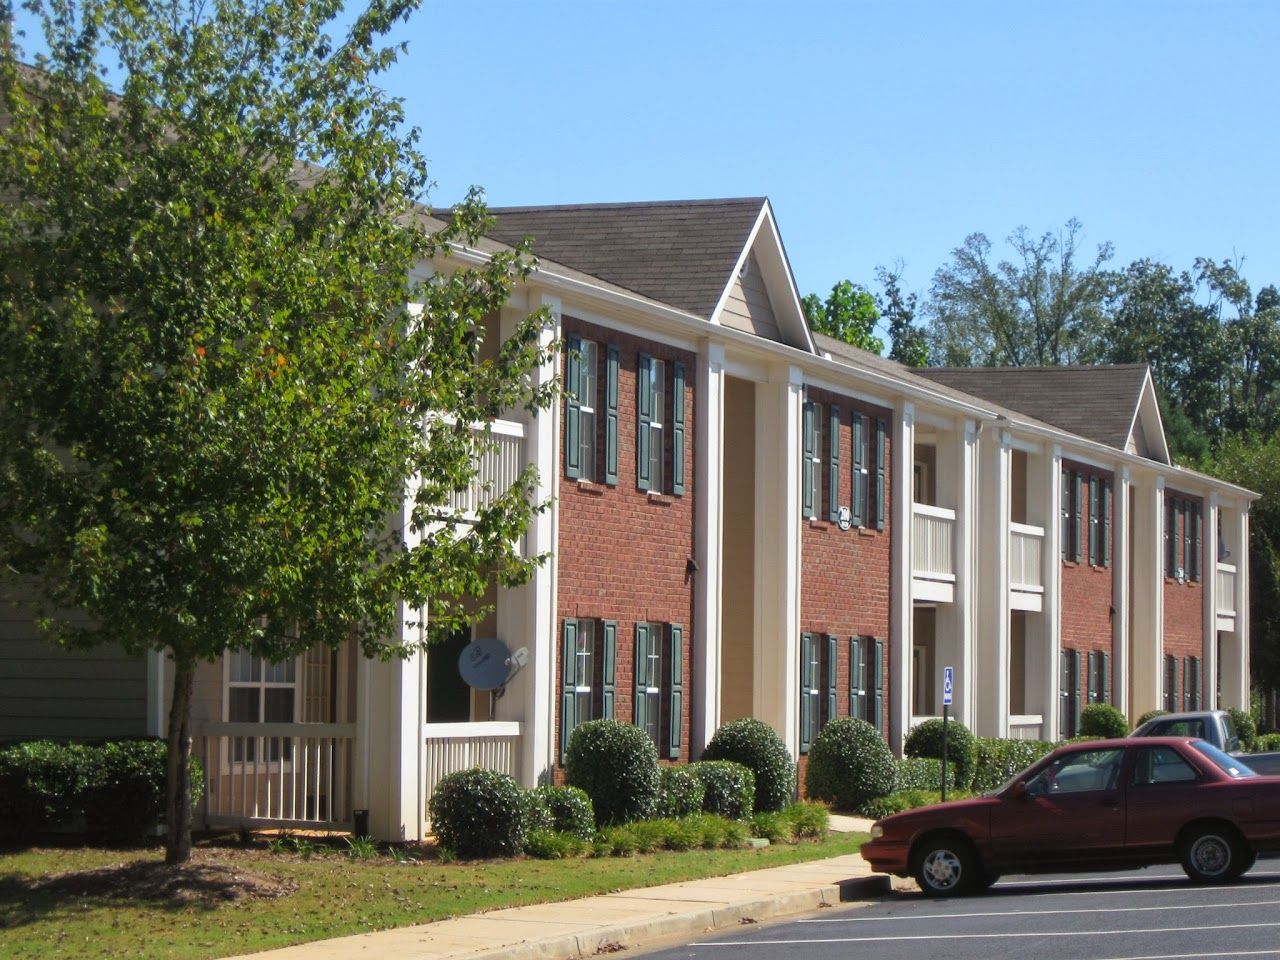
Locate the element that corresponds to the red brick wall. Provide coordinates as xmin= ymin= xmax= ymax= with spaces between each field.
xmin=799 ymin=387 xmax=894 ymax=766
xmin=1060 ymin=461 xmax=1115 ymax=705
xmin=1163 ymin=489 xmax=1205 ymax=665
xmin=556 ymin=316 xmax=696 ymax=765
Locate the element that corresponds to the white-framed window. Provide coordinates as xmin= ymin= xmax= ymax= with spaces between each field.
xmin=571 ymin=619 xmax=595 ymax=729
xmin=226 ymin=650 xmax=299 ymax=762
xmin=644 ymin=360 xmax=664 ymax=492
xmin=575 ymin=340 xmax=598 ymax=482
xmin=635 ymin=622 xmax=663 ymax=748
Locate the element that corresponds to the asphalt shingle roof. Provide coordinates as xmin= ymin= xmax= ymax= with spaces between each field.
xmin=916 ymin=365 xmax=1152 ymax=451
xmin=482 ymin=199 xmax=767 ymax=319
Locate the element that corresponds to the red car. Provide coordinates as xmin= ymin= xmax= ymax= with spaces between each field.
xmin=860 ymin=736 xmax=1280 ymax=896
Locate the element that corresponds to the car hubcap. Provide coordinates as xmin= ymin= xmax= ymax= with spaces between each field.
xmin=1191 ymin=836 xmax=1230 ymax=876
xmin=922 ymin=849 xmax=962 ymax=890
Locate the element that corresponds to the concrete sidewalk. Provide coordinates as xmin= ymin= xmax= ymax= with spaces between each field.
xmin=238 ymin=816 xmax=885 ymax=960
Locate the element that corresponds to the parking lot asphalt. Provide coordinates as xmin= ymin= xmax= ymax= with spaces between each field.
xmin=645 ymin=857 xmax=1280 ymax=960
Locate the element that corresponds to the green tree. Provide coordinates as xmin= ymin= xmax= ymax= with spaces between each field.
xmin=875 ymin=264 xmax=928 ymax=367
xmin=925 ymin=219 xmax=1113 ymax=366
xmin=1197 ymin=258 xmax=1280 ymax=437
xmin=0 ymin=1 xmax=552 ymax=864
xmin=803 ymin=279 xmax=884 ymax=353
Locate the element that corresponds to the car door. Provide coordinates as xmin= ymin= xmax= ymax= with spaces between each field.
xmin=989 ymin=746 xmax=1127 ymax=868
xmin=1126 ymin=744 xmax=1210 ymax=855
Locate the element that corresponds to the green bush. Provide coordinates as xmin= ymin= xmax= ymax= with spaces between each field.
xmin=782 ymin=801 xmax=829 ymax=839
xmin=1255 ymin=732 xmax=1280 ymax=752
xmin=805 ymin=717 xmax=894 ymax=810
xmin=596 ymin=825 xmax=638 ymax=857
xmin=1230 ymin=707 xmax=1259 ymax=752
xmin=1137 ymin=709 xmax=1168 ymax=727
xmin=1079 ymin=703 xmax=1129 ymax=739
xmin=524 ymin=829 xmax=589 ymax=859
xmin=527 ymin=785 xmax=594 ymax=840
xmin=0 ymin=739 xmax=202 ymax=841
xmin=564 ymin=720 xmax=661 ymax=825
xmin=656 ymin=765 xmax=705 ymax=819
xmin=856 ymin=789 xmax=975 ymax=819
xmin=428 ymin=768 xmax=527 ymax=858
xmin=905 ymin=718 xmax=977 ymax=789
xmin=749 ymin=810 xmax=793 ymax=843
xmin=689 ymin=760 xmax=755 ymax=820
xmin=702 ymin=718 xmax=795 ymax=813
xmin=971 ymin=737 xmax=1055 ymax=793
xmin=893 ymin=756 xmax=958 ymax=792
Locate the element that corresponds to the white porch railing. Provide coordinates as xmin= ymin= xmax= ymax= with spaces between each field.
xmin=1217 ymin=563 xmax=1237 ymax=617
xmin=196 ymin=722 xmax=355 ymax=830
xmin=912 ymin=503 xmax=956 ymax=582
xmin=1008 ymin=715 xmax=1045 ymax=741
xmin=445 ymin=419 xmax=526 ymax=518
xmin=424 ymin=722 xmax=523 ymax=829
xmin=1009 ymin=523 xmax=1045 ymax=592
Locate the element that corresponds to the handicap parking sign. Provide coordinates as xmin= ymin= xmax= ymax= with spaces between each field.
xmin=942 ymin=666 xmax=954 ymax=706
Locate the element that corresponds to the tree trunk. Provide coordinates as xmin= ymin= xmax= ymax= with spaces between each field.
xmin=165 ymin=654 xmax=196 ymax=866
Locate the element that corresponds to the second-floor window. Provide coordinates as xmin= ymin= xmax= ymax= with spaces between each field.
xmin=637 ymin=354 xmax=686 ymax=495
xmin=565 ymin=336 xmax=621 ymax=484
xmin=1164 ymin=497 xmax=1202 ymax=582
xmin=1061 ymin=468 xmax=1111 ymax=566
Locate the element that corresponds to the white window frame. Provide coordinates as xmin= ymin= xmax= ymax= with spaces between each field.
xmin=647 ymin=360 xmax=665 ymax=492
xmin=222 ymin=650 xmax=303 ymax=768
xmin=639 ymin=622 xmax=662 ymax=747
xmin=572 ymin=618 xmax=595 ymax=728
xmin=577 ymin=340 xmax=599 ymax=482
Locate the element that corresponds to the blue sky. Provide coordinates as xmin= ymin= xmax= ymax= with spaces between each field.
xmin=381 ymin=0 xmax=1280 ymax=309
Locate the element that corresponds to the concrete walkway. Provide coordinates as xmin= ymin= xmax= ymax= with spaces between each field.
xmin=238 ymin=816 xmax=885 ymax=960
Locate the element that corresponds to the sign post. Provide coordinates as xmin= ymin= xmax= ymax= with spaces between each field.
xmin=941 ymin=666 xmax=954 ymax=801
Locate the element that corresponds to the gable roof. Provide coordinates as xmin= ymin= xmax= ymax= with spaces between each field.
xmin=915 ymin=364 xmax=1156 ymax=455
xmin=482 ymin=198 xmax=767 ymax=320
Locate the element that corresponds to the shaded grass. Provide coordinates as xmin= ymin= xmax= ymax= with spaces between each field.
xmin=0 ymin=831 xmax=867 ymax=960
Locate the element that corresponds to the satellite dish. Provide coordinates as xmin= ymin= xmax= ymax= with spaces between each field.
xmin=458 ymin=637 xmax=512 ymax=691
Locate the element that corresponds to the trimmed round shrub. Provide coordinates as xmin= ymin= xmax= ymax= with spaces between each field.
xmin=1079 ymin=703 xmax=1129 ymax=739
xmin=564 ymin=719 xmax=660 ymax=825
xmin=527 ymin=785 xmax=594 ymax=840
xmin=905 ymin=718 xmax=977 ymax=789
xmin=971 ymin=737 xmax=1055 ymax=793
xmin=702 ymin=718 xmax=795 ymax=813
xmin=656 ymin=765 xmax=705 ymax=819
xmin=1230 ymin=707 xmax=1259 ymax=752
xmin=689 ymin=760 xmax=755 ymax=819
xmin=85 ymin=739 xmax=204 ymax=838
xmin=1136 ymin=709 xmax=1168 ymax=727
xmin=0 ymin=741 xmax=95 ymax=839
xmin=805 ymin=717 xmax=895 ymax=810
xmin=893 ymin=756 xmax=958 ymax=792
xmin=429 ymin=767 xmax=527 ymax=858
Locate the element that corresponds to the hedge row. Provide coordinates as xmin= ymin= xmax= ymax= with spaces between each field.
xmin=0 ymin=739 xmax=203 ymax=841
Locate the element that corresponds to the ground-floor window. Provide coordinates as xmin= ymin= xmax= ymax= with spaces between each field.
xmin=227 ymin=650 xmax=298 ymax=761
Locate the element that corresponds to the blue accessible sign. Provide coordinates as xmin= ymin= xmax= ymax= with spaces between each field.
xmin=942 ymin=666 xmax=954 ymax=706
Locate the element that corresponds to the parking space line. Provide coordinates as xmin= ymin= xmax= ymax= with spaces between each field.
xmin=798 ymin=897 xmax=1280 ymax=923
xmin=978 ymin=877 xmax=1280 ymax=898
xmin=692 ymin=919 xmax=1280 ymax=946
xmin=1092 ymin=952 xmax=1280 ymax=960
xmin=996 ymin=873 xmax=1280 ymax=890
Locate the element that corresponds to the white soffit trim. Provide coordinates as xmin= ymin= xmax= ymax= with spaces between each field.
xmin=559 ymin=302 xmax=700 ymax=353
xmin=1126 ymin=369 xmax=1171 ymax=465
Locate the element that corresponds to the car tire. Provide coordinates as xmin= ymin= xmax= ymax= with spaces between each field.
xmin=1180 ymin=825 xmax=1250 ymax=884
xmin=911 ymin=835 xmax=978 ymax=897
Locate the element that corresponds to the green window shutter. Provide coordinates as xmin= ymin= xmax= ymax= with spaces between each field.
xmin=1102 ymin=480 xmax=1112 ymax=567
xmin=825 ymin=635 xmax=838 ymax=727
xmin=1087 ymin=651 xmax=1099 ymax=703
xmin=1071 ymin=649 xmax=1082 ymax=735
xmin=849 ymin=637 xmax=864 ymax=720
xmin=802 ymin=402 xmax=816 ymax=519
xmin=851 ymin=414 xmax=866 ymax=527
xmin=875 ymin=418 xmax=887 ymax=530
xmin=1088 ymin=476 xmax=1100 ymax=566
xmin=636 ymin=354 xmax=653 ymax=491
xmin=1190 ymin=503 xmax=1202 ymax=581
xmin=1192 ymin=657 xmax=1201 ymax=709
xmin=1102 ymin=651 xmax=1111 ymax=704
xmin=668 ymin=625 xmax=683 ymax=758
xmin=1061 ymin=467 xmax=1071 ymax=561
xmin=828 ymin=407 xmax=841 ymax=522
xmin=634 ymin=623 xmax=650 ymax=732
xmin=799 ymin=633 xmax=815 ymax=754
xmin=672 ymin=362 xmax=686 ymax=495
xmin=604 ymin=345 xmax=619 ymax=485
xmin=1059 ymin=649 xmax=1070 ymax=734
xmin=601 ymin=620 xmax=616 ymax=720
xmin=1181 ymin=657 xmax=1190 ymax=710
xmin=872 ymin=638 xmax=885 ymax=733
xmin=560 ymin=620 xmax=578 ymax=762
xmin=565 ymin=336 xmax=582 ymax=479
xmin=1165 ymin=499 xmax=1176 ymax=576
xmin=1071 ymin=472 xmax=1083 ymax=562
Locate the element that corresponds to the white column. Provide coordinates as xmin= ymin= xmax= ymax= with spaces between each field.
xmin=1129 ymin=477 xmax=1165 ymax=719
xmin=1044 ymin=447 xmax=1063 ymax=741
xmin=1111 ymin=467 xmax=1132 ymax=716
xmin=1223 ymin=506 xmax=1251 ymax=709
xmin=977 ymin=429 xmax=1011 ymax=737
xmin=889 ymin=401 xmax=915 ymax=754
xmin=693 ymin=342 xmax=726 ymax=752
xmin=1203 ymin=494 xmax=1220 ymax=710
xmin=955 ymin=421 xmax=980 ymax=732
xmin=753 ymin=365 xmax=803 ymax=753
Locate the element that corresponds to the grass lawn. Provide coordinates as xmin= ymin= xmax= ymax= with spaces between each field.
xmin=0 ymin=830 xmax=868 ymax=960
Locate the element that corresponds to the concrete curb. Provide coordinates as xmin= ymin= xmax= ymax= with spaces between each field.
xmin=469 ymin=875 xmax=891 ymax=960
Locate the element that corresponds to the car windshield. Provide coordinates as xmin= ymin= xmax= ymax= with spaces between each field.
xmin=1192 ymin=740 xmax=1257 ymax=778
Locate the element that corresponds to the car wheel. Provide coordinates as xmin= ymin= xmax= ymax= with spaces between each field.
xmin=912 ymin=836 xmax=977 ymax=897
xmin=1180 ymin=826 xmax=1249 ymax=883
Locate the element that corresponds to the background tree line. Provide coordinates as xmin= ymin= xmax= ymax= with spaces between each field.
xmin=804 ymin=220 xmax=1280 ymax=693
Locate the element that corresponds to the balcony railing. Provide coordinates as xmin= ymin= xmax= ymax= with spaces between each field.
xmin=445 ymin=419 xmax=526 ymax=518
xmin=1217 ymin=563 xmax=1237 ymax=617
xmin=424 ymin=722 xmax=523 ymax=829
xmin=1009 ymin=523 xmax=1045 ymax=592
xmin=1008 ymin=715 xmax=1045 ymax=741
xmin=196 ymin=722 xmax=355 ymax=831
xmin=912 ymin=503 xmax=956 ymax=582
